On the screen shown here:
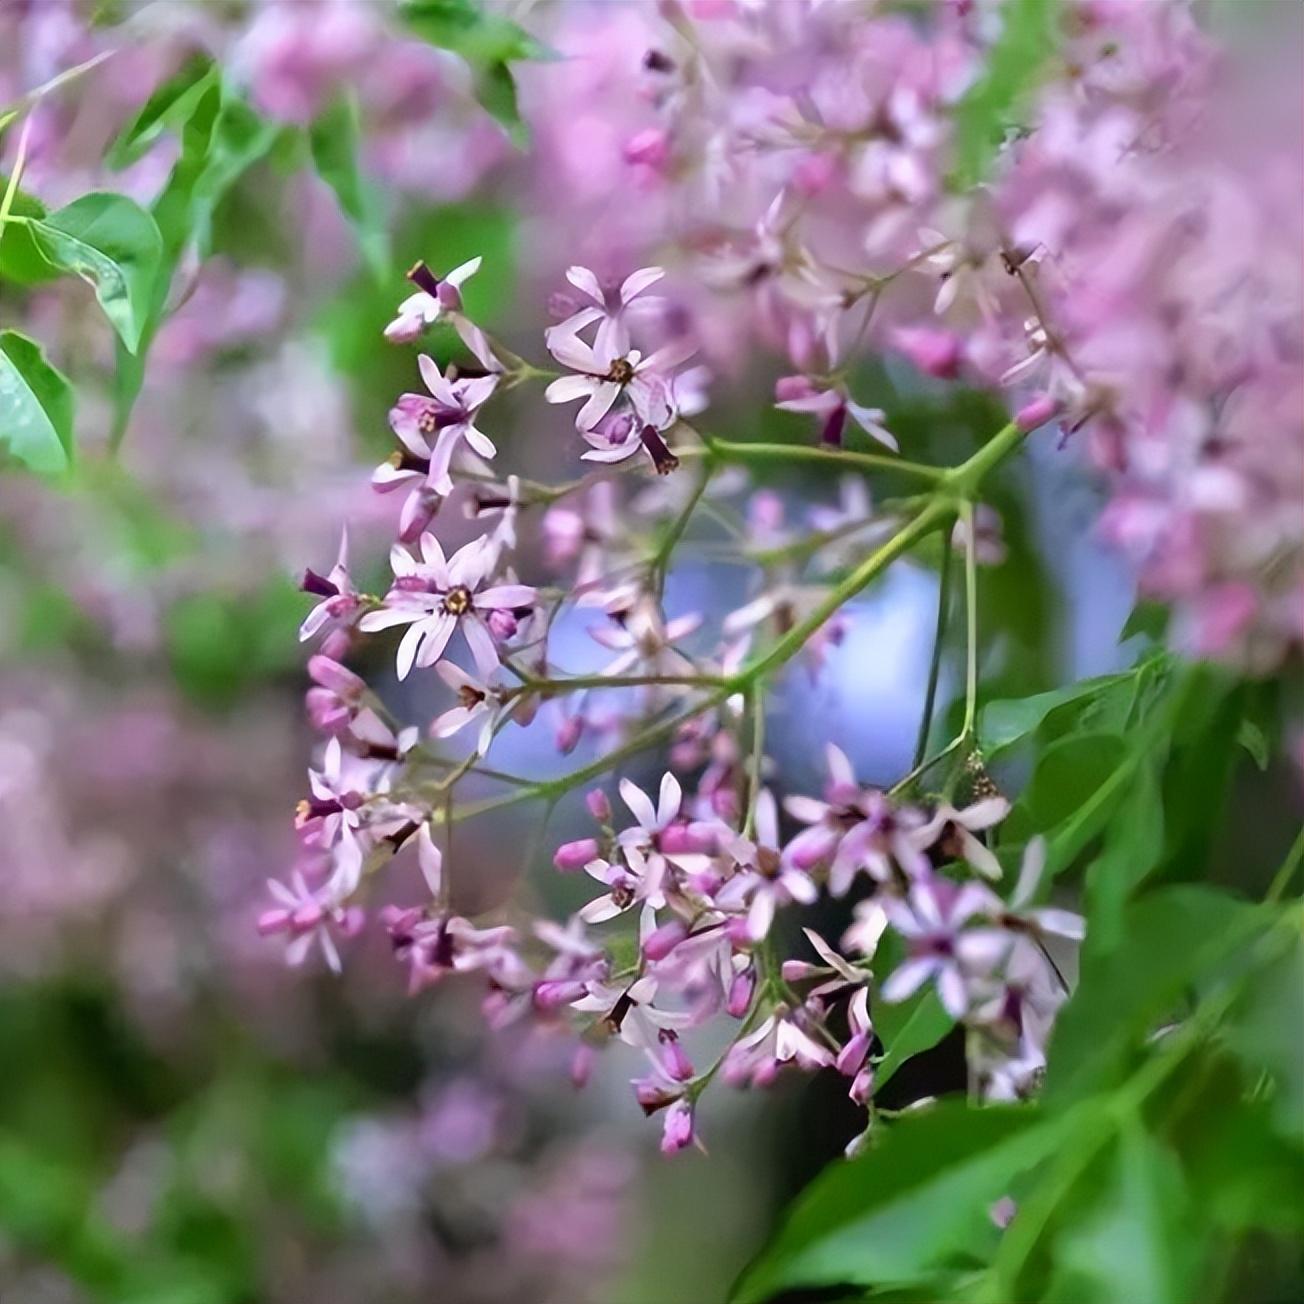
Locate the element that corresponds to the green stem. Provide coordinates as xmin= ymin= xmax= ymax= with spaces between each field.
xmin=734 ymin=496 xmax=952 ymax=688
xmin=913 ymin=524 xmax=955 ymax=769
xmin=700 ymin=436 xmax=945 ymax=483
xmin=650 ymin=460 xmax=711 ymax=596
xmin=1266 ymin=825 xmax=1304 ymax=903
xmin=517 ymin=671 xmax=728 ymax=694
xmin=743 ymin=681 xmax=766 ymax=838
xmin=0 ymin=116 xmax=34 ymax=255
xmin=960 ymin=499 xmax=979 ymax=741
xmin=442 ymin=691 xmax=729 ymax=824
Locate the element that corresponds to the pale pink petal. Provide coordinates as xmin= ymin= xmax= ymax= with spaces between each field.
xmin=620 ymin=266 xmax=664 ymax=303
xmin=461 ymin=614 xmax=500 ymax=677
xmin=620 ymin=778 xmax=658 ymax=831
xmin=576 ymin=381 xmax=622 ymax=431
xmin=565 ymin=265 xmax=604 ymax=305
xmin=656 ymin=772 xmax=682 ymax=827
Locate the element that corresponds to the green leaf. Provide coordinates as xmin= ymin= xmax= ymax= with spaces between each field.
xmin=1045 ymin=886 xmax=1264 ymax=1106
xmin=732 ymin=1103 xmax=1074 ymax=1303
xmin=1224 ymin=926 xmax=1304 ymax=1144
xmin=1235 ymin=717 xmax=1269 ymax=770
xmin=105 ymin=55 xmax=217 ymax=170
xmin=951 ymin=0 xmax=1059 ymax=187
xmin=401 ymin=0 xmax=551 ymax=63
xmin=1084 ymin=757 xmax=1165 ymax=949
xmin=874 ymin=988 xmax=954 ymax=1091
xmin=29 ymin=192 xmax=163 ymax=352
xmin=0 ymin=329 xmax=74 ymax=474
xmin=1119 ymin=599 xmax=1170 ymax=645
xmin=309 ymin=94 xmax=390 ymax=281
xmin=400 ymin=0 xmax=549 ymax=147
xmin=476 ymin=60 xmax=528 ymax=147
xmin=0 ymin=181 xmax=61 ymax=285
xmin=980 ymin=671 xmax=1137 ymax=759
xmin=1047 ymin=1126 xmax=1201 ymax=1304
xmin=112 ymin=81 xmax=280 ymax=445
xmin=1011 ymin=731 xmax=1127 ymax=835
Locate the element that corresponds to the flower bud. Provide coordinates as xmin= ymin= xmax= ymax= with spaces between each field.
xmin=308 ymin=655 xmax=365 ymax=698
xmin=726 ymin=964 xmax=756 ymax=1018
xmin=570 ymin=1043 xmax=596 ymax=1090
xmin=305 ymin=687 xmax=350 ymax=734
xmin=534 ymin=979 xmax=588 ymax=1010
xmin=892 ymin=326 xmax=962 ymax=379
xmin=774 ymin=373 xmax=818 ymax=403
xmin=624 ymin=127 xmax=669 ymax=168
xmin=555 ymin=715 xmax=584 ymax=754
xmin=487 ymin=608 xmax=519 ymax=641
xmin=836 ymin=1030 xmax=872 ymax=1078
xmin=659 ymin=1099 xmax=695 ymax=1154
xmin=659 ymin=1031 xmax=694 ymax=1081
xmin=1015 ymin=394 xmax=1059 ymax=432
xmin=585 ymin=788 xmax=612 ymax=822
xmin=635 ymin=1079 xmax=679 ymax=1114
xmin=553 ymin=838 xmax=600 ymax=873
xmin=849 ymin=1066 xmax=874 ymax=1106
xmin=643 ymin=920 xmax=689 ymax=962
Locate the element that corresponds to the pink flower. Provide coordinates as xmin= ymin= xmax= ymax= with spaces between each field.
xmin=384 ymin=257 xmax=482 ymax=343
xmin=892 ymin=326 xmax=964 ymax=380
xmin=429 ymin=661 xmax=501 ymax=753
xmin=783 ymin=746 xmax=929 ymax=894
xmin=259 ymin=868 xmax=364 ymax=973
xmin=881 ymin=879 xmax=991 ymax=1019
xmin=722 ymin=1008 xmax=834 ymax=1087
xmin=551 ymin=264 xmax=666 ymax=363
xmin=571 ymin=976 xmax=692 ymax=1050
xmin=776 ymin=381 xmax=898 ymax=451
xmin=358 ymin=534 xmax=536 ymax=679
xmin=299 ymin=531 xmax=360 ymax=643
xmin=544 ymin=315 xmax=695 ymax=432
xmin=384 ymin=909 xmax=528 ymax=995
xmin=386 ymin=355 xmax=499 ymax=497
xmin=909 ymin=796 xmax=1011 ymax=881
xmin=660 ymin=1098 xmax=696 ymax=1155
xmin=589 ymin=599 xmax=701 ymax=680
xmin=713 ymin=791 xmax=818 ymax=941
xmin=579 ymin=847 xmax=663 ymax=929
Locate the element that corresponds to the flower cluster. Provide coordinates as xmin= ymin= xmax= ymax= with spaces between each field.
xmin=265 ymin=0 xmax=1295 ymax=1155
xmin=513 ymin=0 xmax=1302 ymax=667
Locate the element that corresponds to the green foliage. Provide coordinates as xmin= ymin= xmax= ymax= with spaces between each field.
xmin=104 ymin=53 xmax=217 ymax=170
xmin=747 ymin=629 xmax=1298 ymax=1304
xmin=0 ymin=180 xmax=61 ymax=284
xmin=0 ymin=329 xmax=74 ymax=473
xmin=872 ymin=987 xmax=953 ymax=1091
xmin=309 ymin=93 xmax=391 ymax=282
xmin=111 ymin=72 xmax=281 ymax=444
xmin=400 ymin=0 xmax=553 ymax=146
xmin=734 ymin=1102 xmax=1073 ymax=1302
xmin=1044 ymin=1124 xmax=1200 ymax=1304
xmin=951 ymin=0 xmax=1061 ymax=187
xmin=27 ymin=192 xmax=163 ymax=352
xmin=0 ymin=983 xmax=354 ymax=1304
xmin=738 ymin=900 xmax=1303 ymax=1304
xmin=165 ymin=575 xmax=306 ymax=710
